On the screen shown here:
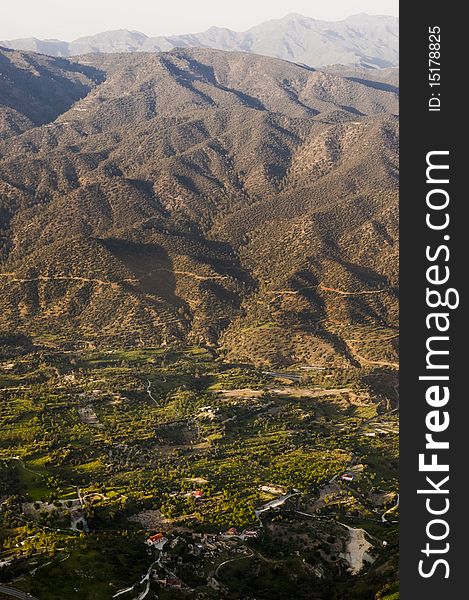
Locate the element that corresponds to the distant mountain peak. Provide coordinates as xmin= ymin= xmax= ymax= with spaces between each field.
xmin=279 ymin=12 xmax=311 ymax=20
xmin=0 ymin=13 xmax=398 ymax=69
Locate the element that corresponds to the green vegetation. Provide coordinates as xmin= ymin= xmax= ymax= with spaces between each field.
xmin=0 ymin=346 xmax=398 ymax=598
xmin=0 ymin=45 xmax=400 ymax=599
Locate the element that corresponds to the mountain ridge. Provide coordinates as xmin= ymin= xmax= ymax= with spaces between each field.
xmin=0 ymin=46 xmax=398 ymax=367
xmin=0 ymin=13 xmax=399 ymax=69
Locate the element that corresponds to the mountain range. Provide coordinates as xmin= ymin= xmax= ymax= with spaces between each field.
xmin=0 ymin=45 xmax=399 ymax=366
xmin=0 ymin=13 xmax=399 ymax=69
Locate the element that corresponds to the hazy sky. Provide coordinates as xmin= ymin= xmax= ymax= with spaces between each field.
xmin=2 ymin=1 xmax=399 ymax=41
xmin=0 ymin=0 xmax=399 ymax=41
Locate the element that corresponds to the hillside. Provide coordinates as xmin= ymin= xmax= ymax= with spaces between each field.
xmin=0 ymin=48 xmax=103 ymax=139
xmin=0 ymin=47 xmax=399 ymax=367
xmin=1 ymin=13 xmax=399 ymax=68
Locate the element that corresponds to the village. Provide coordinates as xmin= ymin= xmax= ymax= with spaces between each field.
xmin=110 ymin=469 xmax=398 ymax=599
xmin=0 ymin=346 xmax=398 ymax=599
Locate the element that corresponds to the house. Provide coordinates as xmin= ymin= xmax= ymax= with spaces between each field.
xmin=146 ymin=532 xmax=168 ymax=549
xmin=242 ymin=530 xmax=259 ymax=539
xmin=341 ymin=473 xmax=354 ymax=482
xmin=260 ymin=484 xmax=287 ymax=495
xmin=225 ymin=527 xmax=239 ymax=536
xmin=166 ymin=577 xmax=182 ymax=589
xmin=192 ymin=490 xmax=204 ymax=499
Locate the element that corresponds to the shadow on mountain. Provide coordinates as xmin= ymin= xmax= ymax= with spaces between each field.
xmin=346 ymin=77 xmax=399 ymax=95
xmin=177 ymin=54 xmax=267 ymax=111
xmin=98 ymin=238 xmax=188 ymax=310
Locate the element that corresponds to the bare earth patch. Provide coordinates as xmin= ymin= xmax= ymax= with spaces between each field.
xmin=340 ymin=524 xmax=374 ymax=574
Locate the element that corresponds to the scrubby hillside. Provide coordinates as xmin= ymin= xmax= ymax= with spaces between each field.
xmin=0 ymin=47 xmax=399 ymax=366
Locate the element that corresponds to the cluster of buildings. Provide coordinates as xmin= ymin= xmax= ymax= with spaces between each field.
xmin=153 ymin=575 xmax=182 ymax=590
xmin=143 ymin=529 xmax=254 ymax=592
xmin=146 ymin=532 xmax=168 ymax=550
xmin=146 ymin=528 xmax=259 ymax=562
xmin=223 ymin=527 xmax=259 ymax=540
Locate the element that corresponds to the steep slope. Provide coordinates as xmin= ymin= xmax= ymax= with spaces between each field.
xmin=0 ymin=48 xmax=398 ymax=366
xmin=1 ymin=13 xmax=399 ymax=68
xmin=0 ymin=47 xmax=103 ymax=139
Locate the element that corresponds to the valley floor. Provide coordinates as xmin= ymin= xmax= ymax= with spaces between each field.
xmin=0 ymin=346 xmax=399 ymax=599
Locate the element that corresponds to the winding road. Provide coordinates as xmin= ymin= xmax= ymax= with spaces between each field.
xmin=0 ymin=585 xmax=37 ymax=600
xmin=319 ymin=285 xmax=390 ymax=296
xmin=112 ymin=560 xmax=158 ymax=600
xmin=146 ymin=380 xmax=159 ymax=406
xmin=381 ymin=493 xmax=400 ymax=523
xmin=0 ymin=273 xmax=137 ymax=288
xmin=255 ymin=490 xmax=301 ymax=517
xmin=215 ymin=551 xmax=254 ymax=578
xmin=344 ymin=338 xmax=399 ymax=369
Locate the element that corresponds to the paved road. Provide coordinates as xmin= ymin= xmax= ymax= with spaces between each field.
xmin=254 ymin=491 xmax=301 ymax=518
xmin=113 ymin=560 xmax=158 ymax=599
xmin=146 ymin=380 xmax=159 ymax=405
xmin=0 ymin=585 xmax=38 ymax=600
xmin=215 ymin=551 xmax=253 ymax=578
xmin=382 ymin=493 xmax=400 ymax=523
